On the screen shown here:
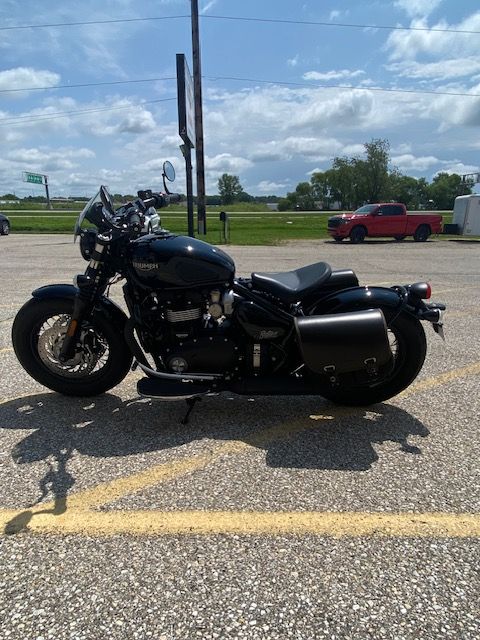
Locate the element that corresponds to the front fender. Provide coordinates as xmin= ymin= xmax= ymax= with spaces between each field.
xmin=32 ymin=284 xmax=129 ymax=334
xmin=310 ymin=286 xmax=403 ymax=315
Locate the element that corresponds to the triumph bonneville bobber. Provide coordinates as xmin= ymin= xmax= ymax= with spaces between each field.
xmin=12 ymin=162 xmax=445 ymax=415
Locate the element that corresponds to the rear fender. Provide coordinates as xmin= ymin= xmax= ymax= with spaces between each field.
xmin=309 ymin=286 xmax=403 ymax=316
xmin=32 ymin=284 xmax=129 ymax=334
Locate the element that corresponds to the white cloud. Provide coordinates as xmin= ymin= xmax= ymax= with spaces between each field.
xmin=303 ymin=69 xmax=366 ymax=82
xmin=257 ymin=180 xmax=289 ymax=193
xmin=394 ymin=0 xmax=443 ymax=18
xmin=201 ymin=0 xmax=218 ymax=13
xmin=436 ymin=162 xmax=479 ymax=177
xmin=205 ymin=153 xmax=253 ymax=173
xmin=386 ymin=12 xmax=480 ymax=61
xmin=386 ymin=58 xmax=480 ymax=81
xmin=391 ymin=154 xmax=442 ymax=172
xmin=0 ymin=67 xmax=60 ymax=97
xmin=287 ymin=55 xmax=300 ymax=68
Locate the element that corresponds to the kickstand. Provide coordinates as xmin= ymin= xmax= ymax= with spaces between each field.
xmin=181 ymin=396 xmax=202 ymax=425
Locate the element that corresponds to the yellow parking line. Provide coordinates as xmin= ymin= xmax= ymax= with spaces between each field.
xmin=400 ymin=361 xmax=480 ymax=397
xmin=1 ymin=509 xmax=479 ymax=537
xmin=1 ymin=359 xmax=480 ymax=531
xmin=64 ymin=441 xmax=248 ymax=510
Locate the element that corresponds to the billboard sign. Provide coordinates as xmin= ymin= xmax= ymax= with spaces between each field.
xmin=176 ymin=53 xmax=195 ymax=148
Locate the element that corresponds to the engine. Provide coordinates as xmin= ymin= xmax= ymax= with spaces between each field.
xmin=138 ymin=287 xmax=238 ymax=375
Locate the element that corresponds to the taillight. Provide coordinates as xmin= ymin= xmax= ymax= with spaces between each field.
xmin=409 ymin=282 xmax=431 ymax=299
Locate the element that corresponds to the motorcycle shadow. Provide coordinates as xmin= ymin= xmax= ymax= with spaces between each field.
xmin=1 ymin=390 xmax=428 ymax=482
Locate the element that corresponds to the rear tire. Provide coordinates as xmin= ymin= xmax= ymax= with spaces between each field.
xmin=414 ymin=225 xmax=431 ymax=242
xmin=12 ymin=298 xmax=132 ymax=396
xmin=350 ymin=226 xmax=366 ymax=244
xmin=1 ymin=221 xmax=9 ymax=235
xmin=319 ymin=311 xmax=427 ymax=406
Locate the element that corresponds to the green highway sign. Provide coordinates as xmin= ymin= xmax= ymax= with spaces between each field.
xmin=23 ymin=172 xmax=44 ymax=185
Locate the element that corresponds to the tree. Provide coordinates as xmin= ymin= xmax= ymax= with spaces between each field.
xmin=428 ymin=173 xmax=472 ymax=209
xmin=218 ymin=174 xmax=243 ymax=205
xmin=310 ymin=171 xmax=331 ymax=209
xmin=362 ymin=138 xmax=390 ymax=203
xmin=388 ymin=172 xmax=429 ymax=209
xmin=328 ymin=157 xmax=359 ymax=209
xmin=278 ymin=182 xmax=315 ymax=210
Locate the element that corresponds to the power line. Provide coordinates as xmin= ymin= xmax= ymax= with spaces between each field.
xmin=1 ymin=75 xmax=478 ymax=128
xmin=0 ymin=15 xmax=189 ymax=31
xmin=0 ymin=98 xmax=176 ymax=127
xmin=204 ymin=14 xmax=480 ymax=35
xmin=0 ymin=13 xmax=478 ymax=35
xmin=2 ymin=74 xmax=479 ymax=100
xmin=0 ymin=77 xmax=176 ymax=94
xmin=205 ymin=75 xmax=480 ymax=98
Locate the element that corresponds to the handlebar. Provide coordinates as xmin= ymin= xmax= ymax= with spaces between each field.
xmin=141 ymin=192 xmax=182 ymax=209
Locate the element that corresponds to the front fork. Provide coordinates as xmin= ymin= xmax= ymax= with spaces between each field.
xmin=59 ymin=235 xmax=110 ymax=362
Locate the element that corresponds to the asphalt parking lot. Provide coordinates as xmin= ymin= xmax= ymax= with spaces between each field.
xmin=0 ymin=234 xmax=479 ymax=639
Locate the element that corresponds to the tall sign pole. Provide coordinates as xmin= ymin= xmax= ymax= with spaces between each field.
xmin=191 ymin=0 xmax=207 ymax=234
xmin=176 ymin=54 xmax=196 ymax=238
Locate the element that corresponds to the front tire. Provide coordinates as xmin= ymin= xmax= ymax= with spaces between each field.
xmin=350 ymin=226 xmax=366 ymax=244
xmin=12 ymin=298 xmax=132 ymax=396
xmin=319 ymin=311 xmax=427 ymax=406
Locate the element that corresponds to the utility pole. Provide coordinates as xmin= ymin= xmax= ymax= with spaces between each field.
xmin=191 ymin=0 xmax=207 ymax=234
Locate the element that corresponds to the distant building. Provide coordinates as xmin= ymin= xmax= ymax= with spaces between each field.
xmin=266 ymin=202 xmax=279 ymax=211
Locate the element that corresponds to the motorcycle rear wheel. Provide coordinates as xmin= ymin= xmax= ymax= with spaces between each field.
xmin=12 ymin=298 xmax=132 ymax=396
xmin=319 ymin=311 xmax=426 ymax=406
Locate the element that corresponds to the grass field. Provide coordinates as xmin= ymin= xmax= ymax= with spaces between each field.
xmin=4 ymin=210 xmax=457 ymax=245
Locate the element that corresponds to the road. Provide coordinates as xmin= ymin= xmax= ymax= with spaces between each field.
xmin=0 ymin=235 xmax=479 ymax=639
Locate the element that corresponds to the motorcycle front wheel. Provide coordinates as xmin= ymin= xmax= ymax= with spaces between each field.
xmin=318 ymin=311 xmax=427 ymax=406
xmin=12 ymin=297 xmax=132 ymax=396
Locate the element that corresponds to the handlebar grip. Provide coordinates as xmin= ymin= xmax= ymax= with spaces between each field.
xmin=128 ymin=212 xmax=143 ymax=233
xmin=165 ymin=193 xmax=182 ymax=204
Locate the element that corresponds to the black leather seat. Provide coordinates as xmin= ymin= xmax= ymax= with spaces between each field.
xmin=251 ymin=262 xmax=332 ymax=303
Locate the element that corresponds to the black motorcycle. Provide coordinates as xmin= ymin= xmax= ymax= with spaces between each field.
xmin=12 ymin=162 xmax=445 ymax=410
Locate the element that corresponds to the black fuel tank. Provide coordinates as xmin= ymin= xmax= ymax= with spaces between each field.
xmin=129 ymin=234 xmax=235 ymax=288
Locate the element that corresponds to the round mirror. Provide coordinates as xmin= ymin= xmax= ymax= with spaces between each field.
xmin=163 ymin=161 xmax=175 ymax=182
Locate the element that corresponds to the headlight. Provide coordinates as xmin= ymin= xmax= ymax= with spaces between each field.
xmin=79 ymin=229 xmax=97 ymax=261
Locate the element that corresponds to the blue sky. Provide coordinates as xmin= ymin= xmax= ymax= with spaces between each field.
xmin=1 ymin=0 xmax=479 ymax=197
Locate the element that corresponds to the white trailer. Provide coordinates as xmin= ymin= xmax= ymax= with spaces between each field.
xmin=452 ymin=195 xmax=480 ymax=236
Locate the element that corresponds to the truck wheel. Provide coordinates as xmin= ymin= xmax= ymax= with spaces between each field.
xmin=414 ymin=225 xmax=431 ymax=242
xmin=394 ymin=235 xmax=406 ymax=242
xmin=350 ymin=226 xmax=366 ymax=244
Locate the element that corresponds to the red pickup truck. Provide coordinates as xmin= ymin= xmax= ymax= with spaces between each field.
xmin=327 ymin=203 xmax=443 ymax=243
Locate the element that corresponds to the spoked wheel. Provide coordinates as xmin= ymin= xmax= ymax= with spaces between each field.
xmin=1 ymin=221 xmax=9 ymax=235
xmin=12 ymin=298 xmax=132 ymax=396
xmin=319 ymin=311 xmax=427 ymax=406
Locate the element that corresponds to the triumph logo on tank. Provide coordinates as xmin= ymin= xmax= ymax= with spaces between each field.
xmin=133 ymin=262 xmax=160 ymax=270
